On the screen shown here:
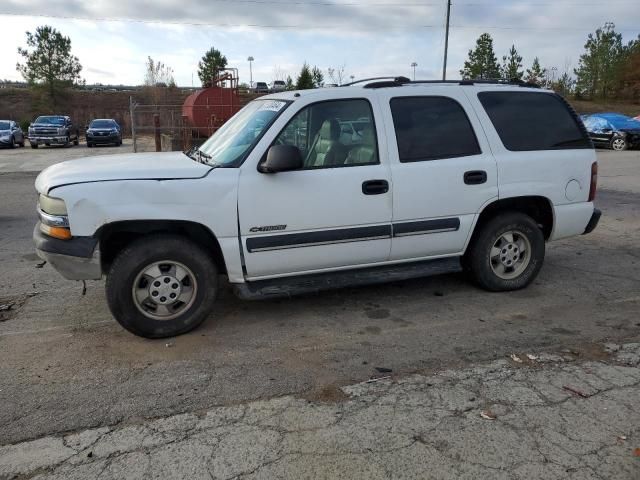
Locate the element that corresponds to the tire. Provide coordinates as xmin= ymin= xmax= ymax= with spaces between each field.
xmin=64 ymin=135 xmax=70 ymax=147
xmin=19 ymin=139 xmax=25 ymax=147
xmin=467 ymin=212 xmax=545 ymax=292
xmin=87 ymin=142 xmax=93 ymax=148
xmin=106 ymin=235 xmax=218 ymax=338
xmin=9 ymin=136 xmax=15 ymax=149
xmin=611 ymin=137 xmax=627 ymax=151
xmin=31 ymin=143 xmax=38 ymax=149
xmin=73 ymin=137 xmax=79 ymax=146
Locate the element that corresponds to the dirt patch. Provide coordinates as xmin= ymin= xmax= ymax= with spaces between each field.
xmin=0 ymin=294 xmax=33 ymax=322
xmin=303 ymin=384 xmax=350 ymax=404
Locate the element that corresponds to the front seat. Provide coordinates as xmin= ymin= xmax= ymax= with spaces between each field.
xmin=345 ymin=126 xmax=377 ymax=165
xmin=306 ymin=119 xmax=346 ymax=168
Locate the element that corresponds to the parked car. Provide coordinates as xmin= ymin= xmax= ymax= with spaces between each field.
xmin=254 ymin=82 xmax=269 ymax=94
xmin=582 ymin=112 xmax=640 ymax=151
xmin=28 ymin=115 xmax=79 ymax=148
xmin=0 ymin=120 xmax=25 ymax=148
xmin=86 ymin=119 xmax=122 ymax=147
xmin=34 ymin=78 xmax=600 ymax=339
xmin=270 ymin=80 xmax=286 ymax=92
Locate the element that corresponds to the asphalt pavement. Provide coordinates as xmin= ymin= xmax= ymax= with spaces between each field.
xmin=0 ymin=146 xmax=639 ymax=478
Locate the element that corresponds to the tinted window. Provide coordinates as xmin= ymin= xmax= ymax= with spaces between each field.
xmin=0 ymin=122 xmax=10 ymax=130
xmin=35 ymin=116 xmax=65 ymax=125
xmin=272 ymin=99 xmax=379 ymax=169
xmin=390 ymin=96 xmax=481 ymax=162
xmin=478 ymin=91 xmax=591 ymax=150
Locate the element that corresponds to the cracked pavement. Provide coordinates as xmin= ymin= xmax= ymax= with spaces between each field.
xmin=1 ymin=343 xmax=639 ymax=479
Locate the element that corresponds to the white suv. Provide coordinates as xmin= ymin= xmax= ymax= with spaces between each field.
xmin=34 ymin=77 xmax=600 ymax=338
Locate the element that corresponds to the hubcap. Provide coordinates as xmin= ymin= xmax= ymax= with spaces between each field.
xmin=490 ymin=230 xmax=532 ymax=280
xmin=612 ymin=138 xmax=625 ymax=151
xmin=132 ymin=261 xmax=197 ymax=320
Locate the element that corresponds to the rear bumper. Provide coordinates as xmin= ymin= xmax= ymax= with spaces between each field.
xmin=583 ymin=208 xmax=601 ymax=235
xmin=33 ymin=222 xmax=102 ymax=280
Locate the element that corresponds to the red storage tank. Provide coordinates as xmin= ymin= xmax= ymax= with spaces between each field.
xmin=182 ymin=69 xmax=242 ymax=137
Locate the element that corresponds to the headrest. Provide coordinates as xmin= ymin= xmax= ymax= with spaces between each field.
xmin=360 ymin=125 xmax=375 ymax=145
xmin=319 ymin=119 xmax=340 ymax=141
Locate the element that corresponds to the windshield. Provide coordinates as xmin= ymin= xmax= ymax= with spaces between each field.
xmin=90 ymin=120 xmax=117 ymax=129
xmin=35 ymin=116 xmax=65 ymax=125
xmin=0 ymin=122 xmax=10 ymax=130
xmin=197 ymin=99 xmax=289 ymax=167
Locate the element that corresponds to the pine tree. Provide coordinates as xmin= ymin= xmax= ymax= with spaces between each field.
xmin=285 ymin=75 xmax=295 ymax=91
xmin=311 ymin=66 xmax=324 ymax=88
xmin=460 ymin=33 xmax=501 ymax=80
xmin=501 ymin=45 xmax=524 ymax=81
xmin=197 ymin=47 xmax=228 ymax=87
xmin=296 ymin=63 xmax=314 ymax=90
xmin=524 ymin=57 xmax=546 ymax=85
xmin=574 ymin=23 xmax=627 ymax=99
xmin=16 ymin=25 xmax=82 ymax=101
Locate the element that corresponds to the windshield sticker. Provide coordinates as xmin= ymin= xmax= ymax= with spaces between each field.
xmin=259 ymin=100 xmax=287 ymax=112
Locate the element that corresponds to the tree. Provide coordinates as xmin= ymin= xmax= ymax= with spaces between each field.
xmin=296 ymin=63 xmax=314 ymax=90
xmin=327 ymin=64 xmax=347 ymax=85
xmin=144 ymin=56 xmax=175 ymax=87
xmin=311 ymin=66 xmax=324 ymax=88
xmin=285 ymin=75 xmax=295 ymax=91
xmin=16 ymin=25 xmax=82 ymax=100
xmin=619 ymin=36 xmax=640 ymax=100
xmin=460 ymin=33 xmax=501 ymax=80
xmin=198 ymin=47 xmax=227 ymax=87
xmin=501 ymin=45 xmax=524 ymax=81
xmin=574 ymin=23 xmax=628 ymax=99
xmin=524 ymin=57 xmax=547 ymax=85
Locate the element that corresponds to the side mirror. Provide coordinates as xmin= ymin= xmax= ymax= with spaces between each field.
xmin=259 ymin=145 xmax=303 ymax=173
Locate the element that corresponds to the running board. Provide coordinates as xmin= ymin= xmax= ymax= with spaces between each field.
xmin=233 ymin=257 xmax=462 ymax=300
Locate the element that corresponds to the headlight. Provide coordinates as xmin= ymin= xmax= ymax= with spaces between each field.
xmin=39 ymin=194 xmax=68 ymax=215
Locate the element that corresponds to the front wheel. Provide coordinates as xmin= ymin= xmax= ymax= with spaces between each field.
xmin=106 ymin=235 xmax=218 ymax=338
xmin=9 ymin=136 xmax=15 ymax=148
xmin=30 ymin=142 xmax=38 ymax=149
xmin=466 ymin=212 xmax=545 ymax=292
xmin=611 ymin=137 xmax=627 ymax=151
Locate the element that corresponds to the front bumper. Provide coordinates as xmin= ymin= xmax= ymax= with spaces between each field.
xmin=583 ymin=208 xmax=601 ymax=235
xmin=29 ymin=136 xmax=68 ymax=144
xmin=0 ymin=136 xmax=14 ymax=145
xmin=87 ymin=134 xmax=119 ymax=144
xmin=33 ymin=222 xmax=102 ymax=280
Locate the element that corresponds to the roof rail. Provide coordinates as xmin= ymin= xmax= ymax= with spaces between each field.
xmin=351 ymin=76 xmax=541 ymax=89
xmin=341 ymin=76 xmax=410 ymax=87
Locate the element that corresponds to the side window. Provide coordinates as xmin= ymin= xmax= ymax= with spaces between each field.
xmin=273 ymin=99 xmax=379 ymax=169
xmin=390 ymin=96 xmax=481 ymax=163
xmin=478 ymin=91 xmax=591 ymax=151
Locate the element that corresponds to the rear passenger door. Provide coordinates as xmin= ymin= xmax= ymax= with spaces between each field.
xmin=379 ymin=88 xmax=498 ymax=261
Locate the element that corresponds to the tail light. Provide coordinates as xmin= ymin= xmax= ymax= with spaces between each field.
xmin=588 ymin=161 xmax=598 ymax=202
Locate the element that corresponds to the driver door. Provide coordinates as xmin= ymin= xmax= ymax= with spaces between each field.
xmin=237 ymin=97 xmax=393 ymax=279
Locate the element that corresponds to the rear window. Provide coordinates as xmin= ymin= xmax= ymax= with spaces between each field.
xmin=390 ymin=96 xmax=481 ymax=162
xmin=478 ymin=91 xmax=591 ymax=151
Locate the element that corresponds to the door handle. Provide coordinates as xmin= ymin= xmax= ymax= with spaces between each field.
xmin=464 ymin=170 xmax=487 ymax=185
xmin=362 ymin=179 xmax=389 ymax=195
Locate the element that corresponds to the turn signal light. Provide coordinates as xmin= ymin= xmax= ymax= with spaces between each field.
xmin=40 ymin=223 xmax=72 ymax=240
xmin=588 ymin=162 xmax=598 ymax=202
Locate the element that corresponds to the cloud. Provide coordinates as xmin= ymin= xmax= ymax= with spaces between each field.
xmin=1 ymin=0 xmax=639 ymax=85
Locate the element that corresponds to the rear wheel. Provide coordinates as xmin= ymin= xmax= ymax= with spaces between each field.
xmin=467 ymin=212 xmax=545 ymax=292
xmin=106 ymin=235 xmax=218 ymax=338
xmin=611 ymin=137 xmax=627 ymax=151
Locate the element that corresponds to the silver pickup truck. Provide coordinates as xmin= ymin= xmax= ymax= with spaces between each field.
xmin=28 ymin=115 xmax=79 ymax=148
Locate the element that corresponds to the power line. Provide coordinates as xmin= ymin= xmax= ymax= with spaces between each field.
xmin=1 ymin=12 xmax=638 ymax=32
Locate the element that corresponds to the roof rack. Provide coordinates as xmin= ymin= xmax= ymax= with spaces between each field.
xmin=346 ymin=76 xmax=541 ymax=89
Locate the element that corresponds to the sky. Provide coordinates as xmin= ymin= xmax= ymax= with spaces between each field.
xmin=1 ymin=0 xmax=639 ymax=87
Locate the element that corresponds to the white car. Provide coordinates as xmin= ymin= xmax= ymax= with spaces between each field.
xmin=34 ymin=77 xmax=600 ymax=338
xmin=270 ymin=80 xmax=286 ymax=92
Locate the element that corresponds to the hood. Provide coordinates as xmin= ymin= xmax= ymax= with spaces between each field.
xmin=36 ymin=151 xmax=213 ymax=194
xmin=0 ymin=130 xmax=10 ymax=135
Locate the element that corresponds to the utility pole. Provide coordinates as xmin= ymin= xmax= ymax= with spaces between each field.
xmin=411 ymin=62 xmax=418 ymax=81
xmin=442 ymin=0 xmax=451 ymax=80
